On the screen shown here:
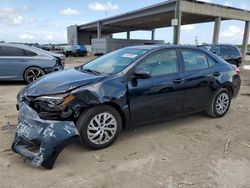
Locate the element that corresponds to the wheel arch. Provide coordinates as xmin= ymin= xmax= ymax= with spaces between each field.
xmin=102 ymin=102 xmax=128 ymax=130
xmin=221 ymin=82 xmax=234 ymax=98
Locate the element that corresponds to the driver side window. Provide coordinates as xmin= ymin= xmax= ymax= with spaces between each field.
xmin=137 ymin=50 xmax=178 ymax=76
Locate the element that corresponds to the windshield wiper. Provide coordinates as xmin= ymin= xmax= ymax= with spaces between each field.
xmin=82 ymin=68 xmax=100 ymax=75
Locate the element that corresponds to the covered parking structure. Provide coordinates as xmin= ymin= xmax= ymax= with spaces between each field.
xmin=67 ymin=0 xmax=250 ymax=60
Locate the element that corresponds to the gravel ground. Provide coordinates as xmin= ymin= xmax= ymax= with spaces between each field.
xmin=0 ymin=57 xmax=250 ymax=188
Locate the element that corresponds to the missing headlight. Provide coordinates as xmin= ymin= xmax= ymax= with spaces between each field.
xmin=35 ymin=96 xmax=65 ymax=105
xmin=33 ymin=95 xmax=76 ymax=120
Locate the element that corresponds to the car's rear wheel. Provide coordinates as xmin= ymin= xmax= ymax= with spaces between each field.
xmin=76 ymin=105 xmax=122 ymax=150
xmin=206 ymin=88 xmax=231 ymax=118
xmin=24 ymin=67 xmax=45 ymax=84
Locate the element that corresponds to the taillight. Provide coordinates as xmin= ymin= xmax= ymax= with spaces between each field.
xmin=236 ymin=67 xmax=240 ymax=75
xmin=232 ymin=64 xmax=240 ymax=75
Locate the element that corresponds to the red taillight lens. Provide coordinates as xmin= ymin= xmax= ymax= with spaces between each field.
xmin=236 ymin=68 xmax=240 ymax=75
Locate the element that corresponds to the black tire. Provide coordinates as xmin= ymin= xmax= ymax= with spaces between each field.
xmin=24 ymin=67 xmax=45 ymax=84
xmin=206 ymin=88 xmax=231 ymax=118
xmin=76 ymin=105 xmax=122 ymax=150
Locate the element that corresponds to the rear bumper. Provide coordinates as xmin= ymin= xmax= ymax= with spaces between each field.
xmin=233 ymin=75 xmax=241 ymax=98
xmin=12 ymin=102 xmax=79 ymax=169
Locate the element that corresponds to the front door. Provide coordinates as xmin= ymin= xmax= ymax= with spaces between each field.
xmin=128 ymin=49 xmax=186 ymax=125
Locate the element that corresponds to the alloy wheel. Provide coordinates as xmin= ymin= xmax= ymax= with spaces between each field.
xmin=26 ymin=68 xmax=44 ymax=83
xmin=215 ymin=93 xmax=230 ymax=115
xmin=87 ymin=112 xmax=117 ymax=145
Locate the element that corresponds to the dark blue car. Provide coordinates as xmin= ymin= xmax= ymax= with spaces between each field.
xmin=63 ymin=44 xmax=87 ymax=57
xmin=12 ymin=45 xmax=241 ymax=169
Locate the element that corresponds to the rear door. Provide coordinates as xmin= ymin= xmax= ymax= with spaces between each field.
xmin=128 ymin=49 xmax=186 ymax=124
xmin=180 ymin=49 xmax=218 ymax=112
xmin=0 ymin=46 xmax=37 ymax=80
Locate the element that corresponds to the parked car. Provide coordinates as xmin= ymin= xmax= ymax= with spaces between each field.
xmin=0 ymin=43 xmax=65 ymax=84
xmin=12 ymin=45 xmax=241 ymax=169
xmin=197 ymin=44 xmax=212 ymax=51
xmin=210 ymin=44 xmax=242 ymax=67
xmin=246 ymin=48 xmax=250 ymax=55
xmin=63 ymin=45 xmax=87 ymax=57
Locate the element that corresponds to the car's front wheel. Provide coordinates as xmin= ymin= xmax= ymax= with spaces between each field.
xmin=206 ymin=88 xmax=231 ymax=118
xmin=24 ymin=67 xmax=45 ymax=84
xmin=76 ymin=105 xmax=122 ymax=149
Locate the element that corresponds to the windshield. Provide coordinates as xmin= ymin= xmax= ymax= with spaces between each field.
xmin=80 ymin=48 xmax=148 ymax=75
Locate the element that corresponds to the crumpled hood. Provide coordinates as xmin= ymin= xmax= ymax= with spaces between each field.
xmin=23 ymin=68 xmax=105 ymax=96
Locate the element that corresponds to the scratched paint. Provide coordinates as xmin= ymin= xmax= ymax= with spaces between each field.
xmin=12 ymin=103 xmax=79 ymax=169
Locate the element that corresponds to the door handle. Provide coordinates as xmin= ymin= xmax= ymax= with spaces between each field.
xmin=213 ymin=72 xmax=221 ymax=77
xmin=172 ymin=78 xmax=185 ymax=84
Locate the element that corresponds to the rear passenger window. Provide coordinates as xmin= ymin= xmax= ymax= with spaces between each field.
xmin=23 ymin=49 xmax=37 ymax=56
xmin=182 ymin=50 xmax=209 ymax=71
xmin=137 ymin=50 xmax=178 ymax=76
xmin=230 ymin=47 xmax=240 ymax=56
xmin=0 ymin=46 xmax=36 ymax=56
xmin=220 ymin=46 xmax=231 ymax=56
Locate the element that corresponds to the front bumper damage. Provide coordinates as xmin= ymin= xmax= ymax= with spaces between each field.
xmin=12 ymin=102 xmax=79 ymax=169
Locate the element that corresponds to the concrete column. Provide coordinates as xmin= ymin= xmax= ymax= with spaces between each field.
xmin=97 ymin=22 xmax=102 ymax=38
xmin=212 ymin=17 xmax=221 ymax=45
xmin=173 ymin=0 xmax=181 ymax=45
xmin=242 ymin=21 xmax=250 ymax=62
xmin=127 ymin=31 xmax=130 ymax=39
xmin=151 ymin=29 xmax=155 ymax=40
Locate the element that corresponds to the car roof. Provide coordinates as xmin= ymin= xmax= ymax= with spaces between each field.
xmin=126 ymin=44 xmax=197 ymax=50
xmin=126 ymin=44 xmax=202 ymax=51
xmin=0 ymin=43 xmax=55 ymax=57
xmin=211 ymin=44 xmax=238 ymax=47
xmin=0 ymin=43 xmax=36 ymax=50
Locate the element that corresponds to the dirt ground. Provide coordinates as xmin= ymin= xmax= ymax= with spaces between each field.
xmin=0 ymin=56 xmax=250 ymax=188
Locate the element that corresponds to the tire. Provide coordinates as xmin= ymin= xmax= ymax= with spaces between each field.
xmin=24 ymin=67 xmax=45 ymax=84
xmin=206 ymin=88 xmax=231 ymax=118
xmin=76 ymin=105 xmax=122 ymax=150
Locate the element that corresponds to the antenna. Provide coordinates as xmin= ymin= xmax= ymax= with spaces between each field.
xmin=195 ymin=35 xmax=198 ymax=45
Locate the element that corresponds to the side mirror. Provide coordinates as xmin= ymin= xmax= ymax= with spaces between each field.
xmin=133 ymin=68 xmax=151 ymax=79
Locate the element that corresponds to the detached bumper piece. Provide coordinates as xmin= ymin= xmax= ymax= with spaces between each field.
xmin=12 ymin=103 xmax=79 ymax=169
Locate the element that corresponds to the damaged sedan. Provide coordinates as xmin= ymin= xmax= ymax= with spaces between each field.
xmin=12 ymin=45 xmax=241 ymax=169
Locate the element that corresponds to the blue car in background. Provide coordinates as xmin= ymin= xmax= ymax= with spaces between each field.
xmin=63 ymin=45 xmax=87 ymax=57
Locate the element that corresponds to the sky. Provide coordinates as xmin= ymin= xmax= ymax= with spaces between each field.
xmin=0 ymin=0 xmax=249 ymax=45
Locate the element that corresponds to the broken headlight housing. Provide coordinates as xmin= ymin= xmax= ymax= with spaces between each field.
xmin=35 ymin=94 xmax=75 ymax=106
xmin=35 ymin=95 xmax=64 ymax=106
xmin=33 ymin=94 xmax=76 ymax=120
xmin=33 ymin=94 xmax=75 ymax=112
